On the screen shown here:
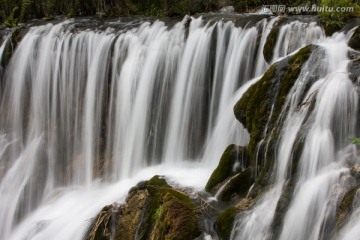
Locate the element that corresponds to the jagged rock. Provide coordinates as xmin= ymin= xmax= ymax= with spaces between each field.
xmin=205 ymin=144 xmax=249 ymax=194
xmin=85 ymin=176 xmax=201 ymax=240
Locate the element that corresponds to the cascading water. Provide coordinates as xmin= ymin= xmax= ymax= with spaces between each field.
xmin=0 ymin=14 xmax=349 ymax=240
xmin=230 ymin=27 xmax=359 ymax=240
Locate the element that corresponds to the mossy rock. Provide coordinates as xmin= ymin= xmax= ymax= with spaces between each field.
xmin=337 ymin=184 xmax=360 ymax=229
xmin=115 ymin=190 xmax=150 ymax=239
xmin=217 ymin=168 xmax=254 ymax=202
xmin=86 ymin=205 xmax=118 ymax=240
xmin=85 ymin=176 xmax=201 ymax=240
xmin=144 ymin=176 xmax=201 ymax=240
xmin=233 ymin=45 xmax=314 ymax=198
xmin=215 ymin=198 xmax=252 ymax=240
xmin=349 ymin=27 xmax=360 ymax=52
xmin=86 ymin=189 xmax=150 ymax=240
xmin=205 ymin=145 xmax=249 ymax=194
xmin=263 ymin=17 xmax=288 ymax=64
xmin=234 ymin=45 xmax=313 ymax=156
xmin=149 ymin=192 xmax=201 ymax=240
xmin=215 ymin=207 xmax=237 ymax=240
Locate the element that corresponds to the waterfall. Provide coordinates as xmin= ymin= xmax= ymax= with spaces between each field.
xmin=231 ymin=28 xmax=358 ymax=240
xmin=0 ymin=15 xmax=341 ymax=240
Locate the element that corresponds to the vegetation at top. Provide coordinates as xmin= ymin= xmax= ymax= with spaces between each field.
xmin=0 ymin=0 xmax=359 ymax=27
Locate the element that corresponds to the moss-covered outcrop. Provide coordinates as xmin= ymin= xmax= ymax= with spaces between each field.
xmin=234 ymin=45 xmax=313 ymax=157
xmin=205 ymin=144 xmax=249 ymax=194
xmin=232 ymin=44 xmax=314 ymax=205
xmin=85 ymin=176 xmax=201 ymax=240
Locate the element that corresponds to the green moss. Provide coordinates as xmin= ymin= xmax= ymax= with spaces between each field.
xmin=205 ymin=145 xmax=249 ymax=194
xmin=319 ymin=0 xmax=360 ymax=36
xmin=4 ymin=7 xmax=20 ymax=28
xmin=140 ymin=176 xmax=201 ymax=240
xmin=263 ymin=17 xmax=288 ymax=64
xmin=233 ymin=64 xmax=276 ymax=155
xmin=337 ymin=184 xmax=360 ymax=229
xmin=150 ymin=192 xmax=201 ymax=240
xmin=218 ymin=168 xmax=253 ymax=202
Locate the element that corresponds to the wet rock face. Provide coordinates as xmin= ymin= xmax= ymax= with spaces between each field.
xmin=349 ymin=27 xmax=360 ymax=52
xmin=234 ymin=45 xmax=313 ymax=158
xmin=205 ymin=144 xmax=250 ymax=194
xmin=85 ymin=176 xmax=201 ymax=240
xmin=337 ymin=184 xmax=360 ymax=229
xmin=263 ymin=17 xmax=288 ymax=64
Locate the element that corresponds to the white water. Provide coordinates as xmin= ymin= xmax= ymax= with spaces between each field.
xmin=0 ymin=16 xmax=334 ymax=240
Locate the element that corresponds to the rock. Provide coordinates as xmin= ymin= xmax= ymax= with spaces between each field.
xmin=86 ymin=205 xmax=117 ymax=240
xmin=349 ymin=27 xmax=360 ymax=52
xmin=350 ymin=165 xmax=360 ymax=183
xmin=234 ymin=45 xmax=314 ymax=156
xmin=85 ymin=176 xmax=201 ymax=240
xmin=232 ymin=45 xmax=315 ymax=200
xmin=217 ymin=168 xmax=254 ymax=202
xmin=337 ymin=184 xmax=360 ymax=229
xmin=215 ymin=198 xmax=252 ymax=240
xmin=116 ymin=190 xmax=150 ymax=239
xmin=263 ymin=17 xmax=288 ymax=64
xmin=205 ymin=144 xmax=249 ymax=194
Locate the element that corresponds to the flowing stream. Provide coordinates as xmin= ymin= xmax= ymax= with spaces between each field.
xmin=1 ymin=14 xmax=359 ymax=240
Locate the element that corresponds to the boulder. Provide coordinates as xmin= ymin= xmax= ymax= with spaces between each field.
xmin=85 ymin=176 xmax=201 ymax=240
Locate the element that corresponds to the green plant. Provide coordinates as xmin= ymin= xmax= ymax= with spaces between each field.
xmin=319 ymin=0 xmax=360 ymax=34
xmin=4 ymin=6 xmax=20 ymax=27
xmin=349 ymin=137 xmax=360 ymax=145
xmin=20 ymin=0 xmax=34 ymax=22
